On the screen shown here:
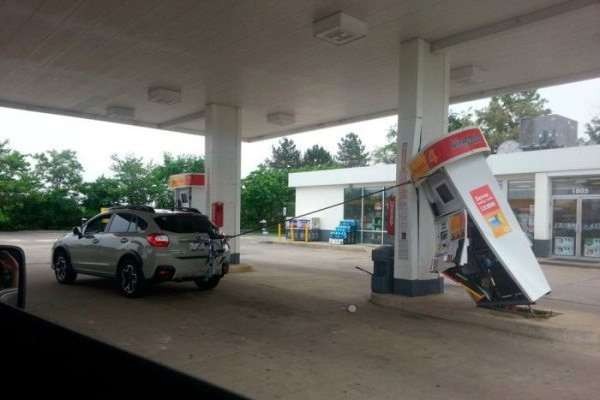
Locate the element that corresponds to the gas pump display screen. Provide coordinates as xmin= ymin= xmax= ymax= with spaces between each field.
xmin=435 ymin=183 xmax=455 ymax=204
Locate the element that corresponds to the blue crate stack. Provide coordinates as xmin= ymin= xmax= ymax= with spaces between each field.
xmin=329 ymin=219 xmax=358 ymax=244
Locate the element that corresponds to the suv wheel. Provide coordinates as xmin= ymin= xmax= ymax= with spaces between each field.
xmin=194 ymin=276 xmax=221 ymax=291
xmin=117 ymin=259 xmax=146 ymax=298
xmin=54 ymin=251 xmax=77 ymax=284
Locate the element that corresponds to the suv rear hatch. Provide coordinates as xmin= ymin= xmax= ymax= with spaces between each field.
xmin=153 ymin=213 xmax=221 ymax=259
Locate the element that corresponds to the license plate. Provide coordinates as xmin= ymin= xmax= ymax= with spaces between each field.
xmin=189 ymin=242 xmax=201 ymax=251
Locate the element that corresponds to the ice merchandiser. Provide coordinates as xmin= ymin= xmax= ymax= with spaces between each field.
xmin=408 ymin=127 xmax=551 ymax=306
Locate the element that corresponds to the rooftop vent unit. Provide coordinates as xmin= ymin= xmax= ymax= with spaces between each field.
xmin=266 ymin=111 xmax=295 ymax=126
xmin=313 ymin=12 xmax=367 ymax=45
xmin=106 ymin=105 xmax=135 ymax=121
xmin=148 ymin=86 xmax=182 ymax=105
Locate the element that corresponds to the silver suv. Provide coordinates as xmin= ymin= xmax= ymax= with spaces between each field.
xmin=51 ymin=206 xmax=230 ymax=297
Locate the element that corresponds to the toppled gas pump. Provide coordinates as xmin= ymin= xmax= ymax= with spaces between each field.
xmin=408 ymin=127 xmax=551 ymax=306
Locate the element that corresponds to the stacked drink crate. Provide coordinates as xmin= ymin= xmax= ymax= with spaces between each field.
xmin=329 ymin=219 xmax=358 ymax=245
xmin=285 ymin=218 xmax=320 ymax=241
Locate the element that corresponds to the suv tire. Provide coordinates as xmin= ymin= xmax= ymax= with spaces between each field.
xmin=117 ymin=258 xmax=146 ymax=298
xmin=54 ymin=250 xmax=77 ymax=284
xmin=194 ymin=276 xmax=221 ymax=291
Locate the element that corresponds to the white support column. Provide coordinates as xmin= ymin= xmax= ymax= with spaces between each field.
xmin=393 ymin=38 xmax=449 ymax=296
xmin=533 ymin=172 xmax=552 ymax=257
xmin=205 ymin=103 xmax=242 ymax=264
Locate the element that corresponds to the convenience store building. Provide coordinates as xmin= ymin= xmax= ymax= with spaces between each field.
xmin=288 ymin=144 xmax=600 ymax=261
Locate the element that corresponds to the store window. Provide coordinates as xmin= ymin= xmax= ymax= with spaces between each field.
xmin=343 ymin=186 xmax=389 ymax=245
xmin=343 ymin=187 xmax=362 ymax=229
xmin=552 ymin=176 xmax=600 ymax=196
xmin=362 ymin=187 xmax=384 ymax=244
xmin=551 ymin=176 xmax=600 ymax=258
xmin=507 ymin=179 xmax=535 ymax=240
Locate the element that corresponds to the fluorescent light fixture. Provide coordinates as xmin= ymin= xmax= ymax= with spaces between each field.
xmin=148 ymin=86 xmax=182 ymax=105
xmin=267 ymin=111 xmax=295 ymax=126
xmin=450 ymin=65 xmax=483 ymax=86
xmin=313 ymin=12 xmax=367 ymax=45
xmin=106 ymin=105 xmax=135 ymax=120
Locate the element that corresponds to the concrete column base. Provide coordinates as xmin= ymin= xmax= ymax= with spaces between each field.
xmin=533 ymin=239 xmax=551 ymax=257
xmin=393 ymin=277 xmax=444 ymax=297
xmin=230 ymin=253 xmax=240 ymax=265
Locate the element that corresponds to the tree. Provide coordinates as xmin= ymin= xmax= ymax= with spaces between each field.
xmin=372 ymin=111 xmax=476 ymax=164
xmin=33 ymin=149 xmax=83 ymax=193
xmin=584 ymin=116 xmax=600 ymax=144
xmin=336 ymin=132 xmax=369 ymax=167
xmin=476 ymin=90 xmax=551 ymax=151
xmin=80 ymin=176 xmax=123 ymax=216
xmin=302 ymin=145 xmax=335 ymax=168
xmin=448 ymin=110 xmax=475 ymax=132
xmin=151 ymin=153 xmax=205 ymax=208
xmin=0 ymin=141 xmax=37 ymax=229
xmin=241 ymin=167 xmax=292 ymax=229
xmin=372 ymin=126 xmax=398 ymax=164
xmin=266 ymin=138 xmax=301 ymax=169
xmin=110 ymin=154 xmax=158 ymax=205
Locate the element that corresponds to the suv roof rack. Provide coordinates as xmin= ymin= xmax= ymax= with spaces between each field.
xmin=108 ymin=205 xmax=156 ymax=213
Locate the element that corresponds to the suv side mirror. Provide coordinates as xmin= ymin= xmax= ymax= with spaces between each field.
xmin=0 ymin=245 xmax=26 ymax=309
xmin=73 ymin=226 xmax=82 ymax=238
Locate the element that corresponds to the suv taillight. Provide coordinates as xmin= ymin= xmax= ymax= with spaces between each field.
xmin=147 ymin=233 xmax=169 ymax=248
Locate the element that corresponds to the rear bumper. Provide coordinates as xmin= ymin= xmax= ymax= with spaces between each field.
xmin=150 ymin=253 xmax=229 ymax=282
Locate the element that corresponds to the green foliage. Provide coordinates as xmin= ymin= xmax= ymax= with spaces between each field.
xmin=0 ymin=140 xmax=207 ymax=230
xmin=476 ymin=90 xmax=551 ymax=151
xmin=151 ymin=153 xmax=205 ymax=208
xmin=372 ymin=92 xmax=549 ymax=162
xmin=448 ymin=110 xmax=475 ymax=132
xmin=584 ymin=116 xmax=600 ymax=144
xmin=79 ymin=176 xmax=122 ymax=217
xmin=33 ymin=149 xmax=83 ymax=193
xmin=302 ymin=145 xmax=336 ymax=168
xmin=336 ymin=132 xmax=369 ymax=167
xmin=0 ymin=141 xmax=38 ymax=229
xmin=372 ymin=126 xmax=398 ymax=164
xmin=372 ymin=111 xmax=475 ymax=164
xmin=266 ymin=138 xmax=302 ymax=169
xmin=241 ymin=167 xmax=292 ymax=229
xmin=110 ymin=154 xmax=159 ymax=205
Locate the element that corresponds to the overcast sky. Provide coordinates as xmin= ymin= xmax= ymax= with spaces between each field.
xmin=2 ymin=77 xmax=600 ymax=181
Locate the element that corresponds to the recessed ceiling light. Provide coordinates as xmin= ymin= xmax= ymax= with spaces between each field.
xmin=267 ymin=111 xmax=295 ymax=126
xmin=148 ymin=86 xmax=182 ymax=105
xmin=450 ymin=65 xmax=483 ymax=86
xmin=106 ymin=105 xmax=135 ymax=120
xmin=313 ymin=12 xmax=367 ymax=46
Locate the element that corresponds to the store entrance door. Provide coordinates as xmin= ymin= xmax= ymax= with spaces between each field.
xmin=552 ymin=197 xmax=600 ymax=259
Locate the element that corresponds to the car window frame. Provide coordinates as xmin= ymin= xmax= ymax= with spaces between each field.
xmin=83 ymin=213 xmax=112 ymax=236
xmin=107 ymin=213 xmax=135 ymax=234
xmin=129 ymin=214 xmax=148 ymax=233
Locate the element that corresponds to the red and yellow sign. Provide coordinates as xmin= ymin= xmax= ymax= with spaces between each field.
xmin=448 ymin=210 xmax=466 ymax=241
xmin=469 ymin=184 xmax=511 ymax=238
xmin=168 ymin=173 xmax=205 ymax=189
xmin=409 ymin=127 xmax=489 ymax=182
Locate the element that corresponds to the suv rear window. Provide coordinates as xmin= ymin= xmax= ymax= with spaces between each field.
xmin=154 ymin=214 xmax=219 ymax=238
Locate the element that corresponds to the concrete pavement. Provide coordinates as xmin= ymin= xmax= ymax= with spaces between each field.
xmin=3 ymin=231 xmax=600 ymax=399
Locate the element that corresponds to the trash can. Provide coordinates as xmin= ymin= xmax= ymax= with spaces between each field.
xmin=371 ymin=245 xmax=394 ymax=293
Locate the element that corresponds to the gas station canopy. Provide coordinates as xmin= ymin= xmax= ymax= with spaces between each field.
xmin=0 ymin=0 xmax=598 ymax=141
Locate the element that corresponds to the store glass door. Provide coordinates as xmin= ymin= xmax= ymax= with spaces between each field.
xmin=581 ymin=199 xmax=600 ymax=258
xmin=552 ymin=199 xmax=578 ymax=257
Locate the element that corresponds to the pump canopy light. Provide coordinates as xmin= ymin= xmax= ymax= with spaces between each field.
xmin=106 ymin=105 xmax=135 ymax=121
xmin=313 ymin=12 xmax=367 ymax=45
xmin=148 ymin=86 xmax=182 ymax=105
xmin=267 ymin=111 xmax=295 ymax=126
